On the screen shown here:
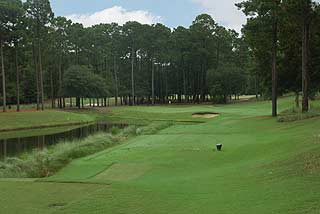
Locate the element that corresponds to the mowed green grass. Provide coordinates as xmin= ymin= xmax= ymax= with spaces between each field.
xmin=0 ymin=110 xmax=94 ymax=132
xmin=1 ymin=98 xmax=320 ymax=213
xmin=101 ymin=96 xmax=295 ymax=123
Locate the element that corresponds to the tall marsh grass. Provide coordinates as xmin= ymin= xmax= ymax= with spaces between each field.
xmin=0 ymin=122 xmax=172 ymax=178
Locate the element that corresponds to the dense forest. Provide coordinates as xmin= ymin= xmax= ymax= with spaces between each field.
xmin=0 ymin=0 xmax=320 ymax=116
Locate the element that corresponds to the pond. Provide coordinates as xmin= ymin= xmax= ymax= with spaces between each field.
xmin=0 ymin=122 xmax=127 ymax=159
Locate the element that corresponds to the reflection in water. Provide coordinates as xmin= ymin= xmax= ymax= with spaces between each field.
xmin=0 ymin=122 xmax=127 ymax=159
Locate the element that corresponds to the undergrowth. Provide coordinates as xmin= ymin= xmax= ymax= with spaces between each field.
xmin=278 ymin=104 xmax=320 ymax=122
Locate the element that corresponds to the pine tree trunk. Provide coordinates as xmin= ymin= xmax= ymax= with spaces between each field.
xmin=76 ymin=97 xmax=80 ymax=109
xmin=15 ymin=48 xmax=20 ymax=112
xmin=36 ymin=63 xmax=40 ymax=110
xmin=59 ymin=97 xmax=62 ymax=109
xmin=302 ymin=18 xmax=310 ymax=113
xmin=183 ymin=68 xmax=187 ymax=103
xmin=165 ymin=65 xmax=168 ymax=103
xmin=131 ymin=47 xmax=135 ymax=105
xmin=50 ymin=70 xmax=54 ymax=108
xmin=255 ymin=73 xmax=258 ymax=99
xmin=152 ymin=59 xmax=155 ymax=105
xmin=1 ymin=39 xmax=6 ymax=112
xmin=113 ymin=55 xmax=118 ymax=106
xmin=58 ymin=54 xmax=62 ymax=108
xmin=38 ymin=40 xmax=44 ymax=111
xmin=271 ymin=20 xmax=278 ymax=117
xmin=33 ymin=42 xmax=40 ymax=111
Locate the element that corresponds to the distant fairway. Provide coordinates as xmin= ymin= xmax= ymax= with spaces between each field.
xmin=1 ymin=97 xmax=320 ymax=213
xmin=0 ymin=110 xmax=94 ymax=132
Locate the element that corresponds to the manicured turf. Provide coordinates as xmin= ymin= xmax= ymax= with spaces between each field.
xmin=0 ymin=110 xmax=94 ymax=132
xmin=0 ymin=125 xmax=86 ymax=139
xmin=1 ymin=98 xmax=320 ymax=213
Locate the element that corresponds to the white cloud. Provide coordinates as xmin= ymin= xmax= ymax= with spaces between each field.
xmin=66 ymin=6 xmax=161 ymax=27
xmin=193 ymin=0 xmax=246 ymax=33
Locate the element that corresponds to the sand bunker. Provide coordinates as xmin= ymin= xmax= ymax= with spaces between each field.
xmin=192 ymin=112 xmax=220 ymax=118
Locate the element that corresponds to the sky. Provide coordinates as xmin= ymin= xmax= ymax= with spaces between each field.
xmin=50 ymin=0 xmax=247 ymax=32
xmin=50 ymin=0 xmax=320 ymax=33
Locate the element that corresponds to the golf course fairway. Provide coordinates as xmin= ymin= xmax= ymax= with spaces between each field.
xmin=1 ymin=97 xmax=320 ymax=213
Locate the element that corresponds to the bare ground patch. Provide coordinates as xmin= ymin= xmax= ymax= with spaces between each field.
xmin=94 ymin=163 xmax=152 ymax=182
xmin=192 ymin=112 xmax=220 ymax=119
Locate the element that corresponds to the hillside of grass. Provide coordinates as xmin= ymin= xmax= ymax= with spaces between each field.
xmin=0 ymin=97 xmax=320 ymax=213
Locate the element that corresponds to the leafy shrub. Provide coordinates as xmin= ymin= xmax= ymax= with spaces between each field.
xmin=111 ymin=126 xmax=121 ymax=135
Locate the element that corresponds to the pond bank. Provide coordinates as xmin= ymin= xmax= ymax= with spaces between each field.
xmin=0 ymin=122 xmax=172 ymax=178
xmin=0 ymin=122 xmax=127 ymax=159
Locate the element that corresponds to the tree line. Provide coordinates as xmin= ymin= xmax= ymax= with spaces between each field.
xmin=1 ymin=0 xmax=320 ymax=116
xmin=238 ymin=0 xmax=320 ymax=116
xmin=0 ymin=0 xmax=250 ymax=111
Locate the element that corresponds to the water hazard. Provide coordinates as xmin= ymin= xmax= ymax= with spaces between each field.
xmin=0 ymin=122 xmax=127 ymax=159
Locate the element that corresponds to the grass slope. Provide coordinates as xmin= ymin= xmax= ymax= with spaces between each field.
xmin=1 ymin=98 xmax=320 ymax=213
xmin=0 ymin=110 xmax=94 ymax=132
